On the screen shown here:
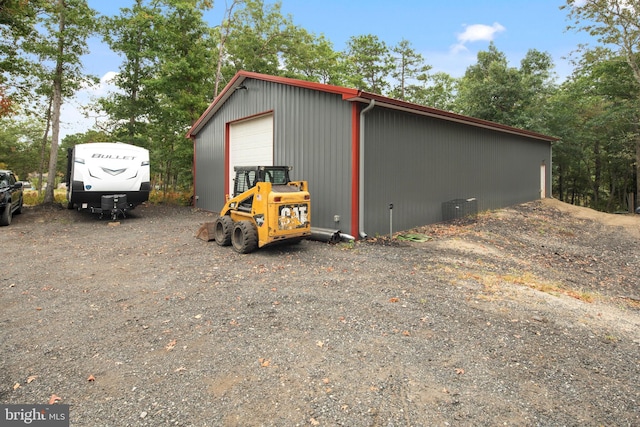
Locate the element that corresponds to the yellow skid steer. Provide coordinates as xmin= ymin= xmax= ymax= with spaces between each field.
xmin=214 ymin=166 xmax=310 ymax=253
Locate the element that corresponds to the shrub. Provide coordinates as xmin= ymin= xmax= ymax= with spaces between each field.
xmin=148 ymin=190 xmax=193 ymax=206
xmin=24 ymin=189 xmax=193 ymax=207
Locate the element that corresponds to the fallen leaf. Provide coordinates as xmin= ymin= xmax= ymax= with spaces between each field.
xmin=322 ymin=378 xmax=330 ymax=384
xmin=310 ymin=418 xmax=320 ymax=426
xmin=26 ymin=375 xmax=37 ymax=384
xmin=48 ymin=394 xmax=62 ymax=404
xmin=87 ymin=375 xmax=95 ymax=382
xmin=166 ymin=339 xmax=177 ymax=351
xmin=455 ymin=368 xmax=465 ymax=375
xmin=13 ymin=383 xmax=20 ymax=390
xmin=316 ymin=340 xmax=324 ymax=348
xmin=402 ymin=330 xmax=411 ymax=336
xmin=258 ymin=358 xmax=271 ymax=367
xmin=389 ymin=297 xmax=399 ymax=303
xmin=174 ymin=367 xmax=187 ymax=373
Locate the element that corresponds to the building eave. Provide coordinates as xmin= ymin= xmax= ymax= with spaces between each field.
xmin=345 ymin=91 xmax=558 ymax=143
xmin=186 ymin=71 xmax=359 ymax=138
xmin=186 ymin=71 xmax=558 ymax=143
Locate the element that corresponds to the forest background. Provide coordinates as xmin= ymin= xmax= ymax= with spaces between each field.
xmin=1 ymin=0 xmax=640 ymax=212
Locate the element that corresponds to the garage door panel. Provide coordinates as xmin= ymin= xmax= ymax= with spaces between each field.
xmin=229 ymin=114 xmax=274 ymax=195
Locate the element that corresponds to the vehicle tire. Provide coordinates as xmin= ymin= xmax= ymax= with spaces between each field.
xmin=15 ymin=196 xmax=22 ymax=215
xmin=0 ymin=203 xmax=11 ymax=226
xmin=231 ymin=220 xmax=258 ymax=254
xmin=66 ymin=189 xmax=74 ymax=209
xmin=214 ymin=216 xmax=233 ymax=246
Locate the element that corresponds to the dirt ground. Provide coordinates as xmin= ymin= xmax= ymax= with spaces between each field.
xmin=1 ymin=199 xmax=639 ymax=426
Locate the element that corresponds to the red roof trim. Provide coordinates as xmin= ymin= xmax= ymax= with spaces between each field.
xmin=343 ymin=91 xmax=557 ymax=142
xmin=186 ymin=71 xmax=359 ymax=138
xmin=237 ymin=71 xmax=359 ymax=98
xmin=187 ymin=70 xmax=557 ymax=143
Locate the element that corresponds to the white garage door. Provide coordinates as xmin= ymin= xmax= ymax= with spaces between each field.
xmin=229 ymin=114 xmax=274 ymax=196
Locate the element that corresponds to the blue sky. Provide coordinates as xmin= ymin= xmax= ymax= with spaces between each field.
xmin=61 ymin=0 xmax=593 ymax=138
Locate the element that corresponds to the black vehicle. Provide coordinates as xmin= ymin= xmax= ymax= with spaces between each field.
xmin=0 ymin=169 xmax=23 ymax=226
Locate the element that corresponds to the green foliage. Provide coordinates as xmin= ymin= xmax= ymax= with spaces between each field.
xmin=0 ymin=0 xmax=42 ymax=114
xmin=415 ymin=72 xmax=458 ymax=111
xmin=455 ymin=43 xmax=556 ymax=130
xmin=563 ymin=0 xmax=640 ymax=210
xmin=7 ymin=0 xmax=640 ymax=215
xmin=99 ymin=0 xmax=215 ymax=192
xmin=548 ymin=52 xmax=639 ymax=211
xmin=344 ymin=34 xmax=394 ymax=94
xmin=22 ymin=189 xmax=67 ymax=206
xmin=222 ymin=0 xmax=279 ymax=75
xmin=0 ymin=117 xmax=44 ymax=178
xmin=281 ymin=29 xmax=347 ymax=85
xmin=97 ymin=0 xmax=160 ymax=147
xmin=389 ymin=39 xmax=432 ymax=101
xmin=148 ymin=189 xmax=193 ymax=206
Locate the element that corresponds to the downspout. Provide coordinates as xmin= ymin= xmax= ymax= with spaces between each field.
xmin=190 ymin=135 xmax=197 ymax=207
xmin=359 ymin=99 xmax=375 ymax=238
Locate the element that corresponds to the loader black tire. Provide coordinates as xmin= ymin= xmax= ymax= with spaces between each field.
xmin=214 ymin=215 xmax=233 ymax=246
xmin=231 ymin=220 xmax=258 ymax=254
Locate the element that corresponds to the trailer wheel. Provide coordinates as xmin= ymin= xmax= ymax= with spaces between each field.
xmin=214 ymin=216 xmax=233 ymax=246
xmin=231 ymin=220 xmax=258 ymax=254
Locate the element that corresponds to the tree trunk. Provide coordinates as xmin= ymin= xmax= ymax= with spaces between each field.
xmin=592 ymin=139 xmax=601 ymax=209
xmin=636 ymin=133 xmax=640 ymax=211
xmin=38 ymin=95 xmax=53 ymax=194
xmin=43 ymin=0 xmax=65 ymax=204
xmin=214 ymin=1 xmax=239 ymax=97
xmin=557 ymin=163 xmax=564 ymax=202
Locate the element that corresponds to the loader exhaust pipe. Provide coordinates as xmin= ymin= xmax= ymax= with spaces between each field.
xmin=310 ymin=227 xmax=355 ymax=243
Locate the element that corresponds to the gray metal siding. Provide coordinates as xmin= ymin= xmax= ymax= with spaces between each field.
xmin=362 ymin=107 xmax=551 ymax=236
xmin=194 ymin=79 xmax=354 ymax=230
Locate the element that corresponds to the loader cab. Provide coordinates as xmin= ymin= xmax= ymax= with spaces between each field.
xmin=233 ymin=166 xmax=292 ymax=196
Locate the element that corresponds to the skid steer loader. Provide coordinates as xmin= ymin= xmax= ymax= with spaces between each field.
xmin=214 ymin=166 xmax=311 ymax=253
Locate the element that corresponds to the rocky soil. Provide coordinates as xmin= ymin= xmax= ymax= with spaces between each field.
xmin=1 ymin=199 xmax=639 ymax=426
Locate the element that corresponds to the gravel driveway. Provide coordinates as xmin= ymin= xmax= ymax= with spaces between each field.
xmin=1 ymin=200 xmax=639 ymax=426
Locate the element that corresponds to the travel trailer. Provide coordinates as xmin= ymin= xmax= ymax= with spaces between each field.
xmin=65 ymin=142 xmax=150 ymax=219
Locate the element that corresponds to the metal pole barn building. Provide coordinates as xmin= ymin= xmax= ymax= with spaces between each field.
xmin=187 ymin=71 xmax=555 ymax=239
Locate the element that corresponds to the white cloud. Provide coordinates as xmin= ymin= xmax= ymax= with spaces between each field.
xmin=451 ymin=22 xmax=506 ymax=53
xmin=59 ymin=71 xmax=120 ymax=139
